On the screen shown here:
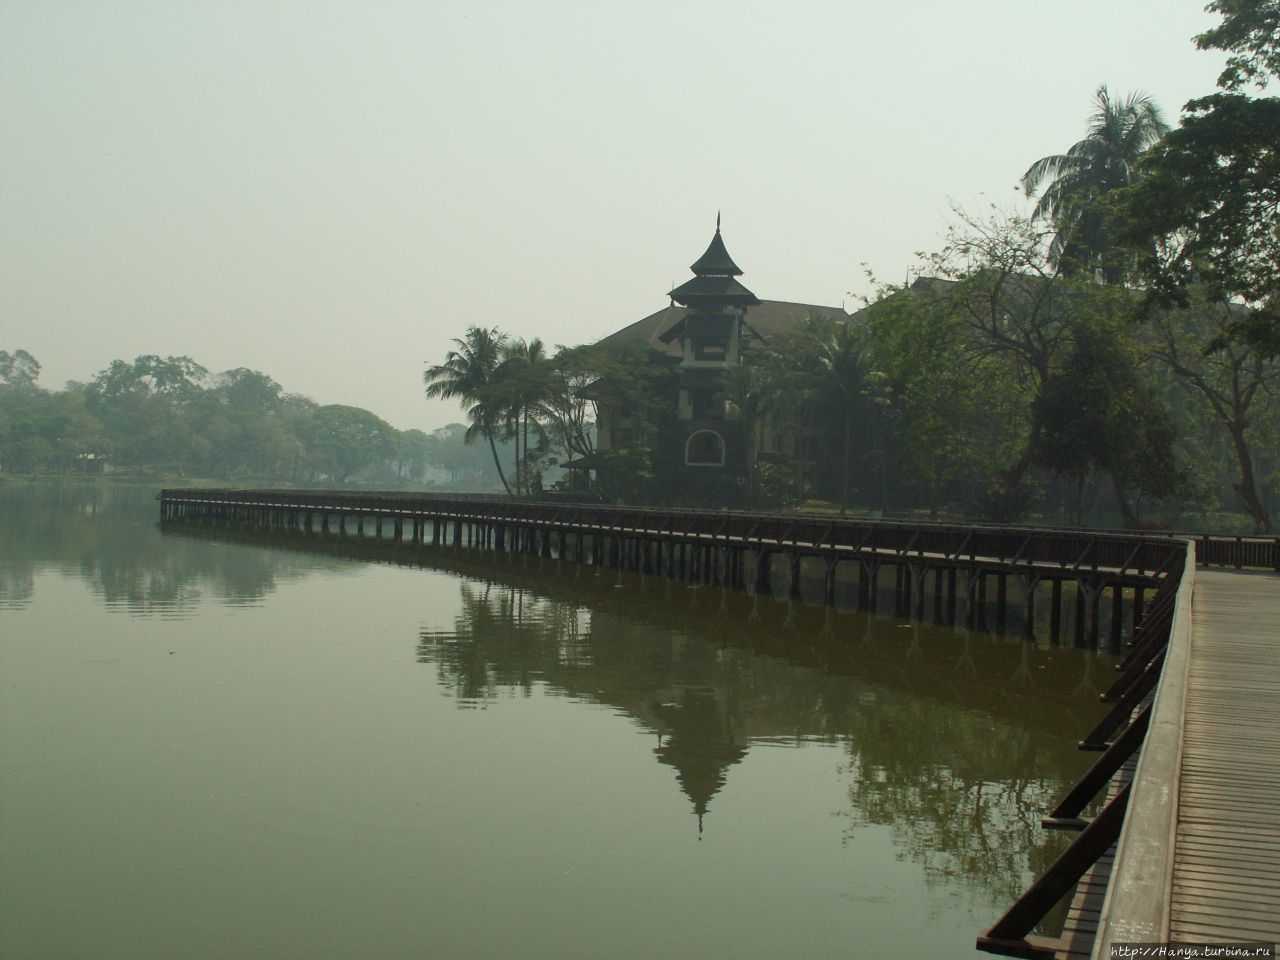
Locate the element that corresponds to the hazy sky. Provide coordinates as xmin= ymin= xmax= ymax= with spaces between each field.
xmin=1 ymin=0 xmax=1226 ymax=431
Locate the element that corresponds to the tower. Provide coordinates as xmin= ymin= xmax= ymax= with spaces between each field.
xmin=657 ymin=219 xmax=759 ymax=469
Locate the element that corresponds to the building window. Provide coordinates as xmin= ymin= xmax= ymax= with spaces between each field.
xmin=685 ymin=430 xmax=725 ymax=467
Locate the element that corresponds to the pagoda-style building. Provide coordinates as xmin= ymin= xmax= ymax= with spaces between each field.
xmin=589 ymin=219 xmax=850 ymax=500
xmin=653 ymin=219 xmax=760 ymax=473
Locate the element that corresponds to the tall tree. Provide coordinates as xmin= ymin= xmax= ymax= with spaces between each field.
xmin=85 ymin=355 xmax=209 ymax=474
xmin=424 ymin=327 xmax=514 ymax=495
xmin=1032 ymin=317 xmax=1183 ymax=526
xmin=1196 ymin=0 xmax=1280 ymax=92
xmin=495 ymin=337 xmax=553 ymax=495
xmin=1116 ymin=1 xmax=1279 ymax=356
xmin=863 ymin=286 xmax=999 ymax=520
xmin=1021 ymin=85 xmax=1169 ymax=280
xmin=299 ymin=404 xmax=396 ymax=483
xmin=1144 ymin=302 xmax=1277 ymax=532
xmin=0 ymin=350 xmax=41 ymax=391
xmin=923 ymin=210 xmax=1072 ymax=516
xmin=812 ymin=322 xmax=873 ymax=513
xmin=540 ymin=343 xmax=607 ymax=468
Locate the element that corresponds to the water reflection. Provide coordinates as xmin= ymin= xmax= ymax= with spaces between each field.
xmin=4 ymin=483 xmax=1120 ymax=955
xmin=0 ymin=483 xmax=349 ymax=614
xmin=154 ymin=517 xmax=1108 ymax=915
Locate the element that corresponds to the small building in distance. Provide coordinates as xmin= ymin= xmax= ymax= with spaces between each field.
xmin=588 ymin=220 xmax=852 ymax=501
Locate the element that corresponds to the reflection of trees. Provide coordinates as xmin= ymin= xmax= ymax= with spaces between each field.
xmin=1 ymin=483 xmax=347 ymax=615
xmin=151 ymin=518 xmax=1110 ymax=910
xmin=841 ymin=697 xmax=1070 ymax=910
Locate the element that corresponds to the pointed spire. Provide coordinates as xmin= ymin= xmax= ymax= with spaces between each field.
xmin=690 ymin=216 xmax=743 ymax=277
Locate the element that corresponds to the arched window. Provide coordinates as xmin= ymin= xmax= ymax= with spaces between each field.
xmin=685 ymin=430 xmax=725 ymax=467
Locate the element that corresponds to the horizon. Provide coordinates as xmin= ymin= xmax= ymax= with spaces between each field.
xmin=2 ymin=0 xmax=1226 ymax=432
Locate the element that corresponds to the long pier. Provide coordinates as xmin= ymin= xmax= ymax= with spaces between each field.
xmin=159 ymin=488 xmax=1195 ymax=646
xmin=158 ymin=488 xmax=1280 ymax=955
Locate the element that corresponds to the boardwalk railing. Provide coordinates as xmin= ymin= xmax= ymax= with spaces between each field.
xmin=159 ymin=489 xmax=1184 ymax=576
xmin=160 ymin=488 xmax=1187 ymax=646
xmin=975 ymin=543 xmax=1193 ymax=959
xmin=1191 ymin=534 xmax=1279 ymax=570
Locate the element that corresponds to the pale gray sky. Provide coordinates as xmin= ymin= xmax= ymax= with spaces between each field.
xmin=1 ymin=0 xmax=1225 ymax=431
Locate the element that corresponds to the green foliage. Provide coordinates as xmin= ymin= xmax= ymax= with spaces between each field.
xmin=863 ymin=286 xmax=998 ymax=516
xmin=0 ymin=350 xmax=41 ymax=390
xmin=1142 ymin=299 xmax=1278 ymax=532
xmin=297 ymin=405 xmax=397 ymax=483
xmin=1196 ymin=0 xmax=1280 ymax=91
xmin=594 ymin=446 xmax=655 ymax=504
xmin=0 ymin=350 xmax=500 ymax=489
xmin=1032 ymin=318 xmax=1184 ymax=525
xmin=752 ymin=461 xmax=800 ymax=509
xmin=1116 ymin=0 xmax=1280 ymax=357
xmin=1116 ymin=94 xmax=1280 ymax=355
xmin=424 ymin=326 xmax=515 ymax=494
xmin=1021 ymin=85 xmax=1169 ymax=280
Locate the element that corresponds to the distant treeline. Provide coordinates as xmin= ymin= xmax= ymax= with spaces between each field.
xmin=0 ymin=350 xmax=506 ymax=489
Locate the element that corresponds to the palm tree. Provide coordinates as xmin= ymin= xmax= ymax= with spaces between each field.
xmin=424 ymin=326 xmax=513 ymax=495
xmin=1021 ymin=85 xmax=1169 ymax=281
xmin=495 ymin=337 xmax=553 ymax=495
xmin=813 ymin=323 xmax=872 ymax=513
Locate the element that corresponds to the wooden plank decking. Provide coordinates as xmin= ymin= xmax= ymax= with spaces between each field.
xmin=1169 ymin=568 xmax=1280 ymax=942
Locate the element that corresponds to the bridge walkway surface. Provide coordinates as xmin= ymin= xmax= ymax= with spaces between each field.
xmin=1169 ymin=568 xmax=1280 ymax=943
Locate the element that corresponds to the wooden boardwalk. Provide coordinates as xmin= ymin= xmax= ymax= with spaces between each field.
xmin=1169 ymin=568 xmax=1280 ymax=943
xmin=995 ymin=561 xmax=1280 ymax=960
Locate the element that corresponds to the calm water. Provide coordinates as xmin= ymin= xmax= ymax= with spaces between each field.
xmin=0 ymin=483 xmax=1114 ymax=960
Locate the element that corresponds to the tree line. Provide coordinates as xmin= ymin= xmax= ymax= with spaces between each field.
xmin=0 ymin=350 xmax=507 ymax=488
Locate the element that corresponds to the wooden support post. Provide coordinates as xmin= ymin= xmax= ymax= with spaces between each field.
xmin=933 ymin=567 xmax=944 ymax=623
xmin=1050 ymin=579 xmax=1063 ymax=644
xmin=911 ymin=564 xmax=926 ymax=620
xmin=823 ymin=558 xmax=837 ymax=607
xmin=789 ymin=553 xmax=803 ymax=601
xmin=996 ymin=573 xmax=1008 ymax=632
xmin=1132 ymin=585 xmax=1145 ymax=632
xmin=1023 ymin=577 xmax=1037 ymax=640
xmin=1074 ymin=582 xmax=1087 ymax=647
xmin=1109 ymin=584 xmax=1124 ymax=652
xmin=977 ymin=573 xmax=988 ymax=630
xmin=947 ymin=567 xmax=957 ymax=625
xmin=755 ymin=550 xmax=771 ymax=596
xmin=963 ymin=570 xmax=977 ymax=628
xmin=1088 ymin=583 xmax=1102 ymax=648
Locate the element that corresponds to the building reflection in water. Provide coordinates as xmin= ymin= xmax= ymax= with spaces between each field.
xmin=412 ymin=547 xmax=1108 ymax=915
xmin=58 ymin=497 xmax=1109 ymax=916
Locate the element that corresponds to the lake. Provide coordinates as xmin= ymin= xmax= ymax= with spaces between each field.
xmin=0 ymin=482 xmax=1111 ymax=959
